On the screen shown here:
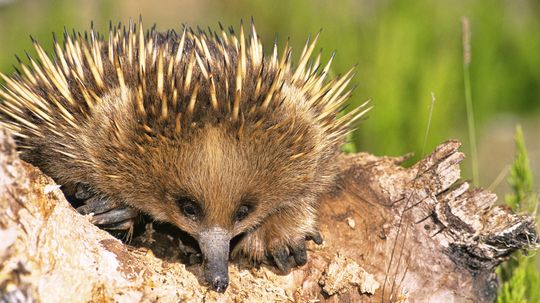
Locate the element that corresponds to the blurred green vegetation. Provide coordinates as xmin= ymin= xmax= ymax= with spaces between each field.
xmin=0 ymin=1 xmax=538 ymax=178
xmin=497 ymin=126 xmax=539 ymax=303
xmin=1 ymin=0 xmax=539 ymax=182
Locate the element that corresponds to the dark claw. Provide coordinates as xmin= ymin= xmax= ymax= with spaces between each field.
xmin=105 ymin=219 xmax=135 ymax=242
xmin=271 ymin=247 xmax=291 ymax=274
xmin=74 ymin=183 xmax=93 ymax=200
xmin=291 ymin=242 xmax=307 ymax=266
xmin=90 ymin=206 xmax=138 ymax=225
xmin=76 ymin=196 xmax=121 ymax=215
xmin=307 ymin=231 xmax=323 ymax=245
xmin=269 ymin=232 xmax=323 ymax=274
xmin=76 ymin=196 xmax=138 ymax=233
xmin=102 ymin=219 xmax=134 ymax=231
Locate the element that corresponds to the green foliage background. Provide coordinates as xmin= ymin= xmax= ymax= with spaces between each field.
xmin=0 ymin=0 xmax=538 ymax=300
xmin=1 ymin=0 xmax=539 ymax=176
xmin=498 ymin=126 xmax=539 ymax=303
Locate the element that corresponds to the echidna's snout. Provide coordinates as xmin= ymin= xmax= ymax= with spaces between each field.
xmin=210 ymin=274 xmax=229 ymax=293
xmin=199 ymin=228 xmax=230 ymax=292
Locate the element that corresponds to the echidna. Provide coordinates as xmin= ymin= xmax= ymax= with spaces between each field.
xmin=0 ymin=19 xmax=370 ymax=292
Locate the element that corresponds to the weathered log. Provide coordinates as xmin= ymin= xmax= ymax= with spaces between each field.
xmin=0 ymin=128 xmax=537 ymax=302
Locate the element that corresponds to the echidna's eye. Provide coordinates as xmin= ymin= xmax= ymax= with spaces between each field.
xmin=177 ymin=197 xmax=201 ymax=220
xmin=234 ymin=205 xmax=251 ymax=222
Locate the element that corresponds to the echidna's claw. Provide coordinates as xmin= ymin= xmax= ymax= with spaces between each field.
xmin=271 ymin=246 xmax=291 ymax=274
xmin=102 ymin=219 xmax=134 ymax=231
xmin=90 ymin=206 xmax=138 ymax=226
xmin=291 ymin=242 xmax=307 ymax=266
xmin=76 ymin=195 xmax=138 ymax=232
xmin=74 ymin=183 xmax=93 ymax=200
xmin=268 ymin=230 xmax=323 ymax=274
xmin=307 ymin=231 xmax=323 ymax=245
xmin=77 ymin=196 xmax=118 ymax=215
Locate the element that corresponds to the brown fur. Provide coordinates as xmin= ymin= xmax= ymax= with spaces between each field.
xmin=0 ymin=21 xmax=369 ymax=265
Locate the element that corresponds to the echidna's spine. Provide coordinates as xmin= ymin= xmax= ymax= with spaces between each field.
xmin=0 ymin=19 xmax=370 ymax=154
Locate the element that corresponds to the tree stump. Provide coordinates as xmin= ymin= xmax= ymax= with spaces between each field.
xmin=0 ymin=128 xmax=537 ymax=302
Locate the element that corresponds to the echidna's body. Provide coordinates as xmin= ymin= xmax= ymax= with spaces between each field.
xmin=0 ymin=20 xmax=369 ymax=292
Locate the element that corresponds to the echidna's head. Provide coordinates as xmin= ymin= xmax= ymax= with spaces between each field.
xmin=131 ymin=120 xmax=330 ymax=291
xmin=0 ymin=19 xmax=370 ymax=292
xmin=99 ymin=81 xmax=350 ymax=291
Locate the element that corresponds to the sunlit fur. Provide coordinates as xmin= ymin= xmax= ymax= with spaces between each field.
xmin=0 ymin=19 xmax=370 ymax=263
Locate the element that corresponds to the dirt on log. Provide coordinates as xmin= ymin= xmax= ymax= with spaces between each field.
xmin=0 ymin=128 xmax=537 ymax=302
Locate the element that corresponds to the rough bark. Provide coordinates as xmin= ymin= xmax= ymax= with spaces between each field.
xmin=0 ymin=128 xmax=537 ymax=302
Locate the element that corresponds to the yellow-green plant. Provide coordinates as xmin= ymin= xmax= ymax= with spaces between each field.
xmin=497 ymin=125 xmax=539 ymax=303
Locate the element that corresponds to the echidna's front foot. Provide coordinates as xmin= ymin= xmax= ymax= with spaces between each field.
xmin=232 ymin=210 xmax=324 ymax=274
xmin=75 ymin=184 xmax=138 ymax=232
xmin=269 ymin=231 xmax=323 ymax=273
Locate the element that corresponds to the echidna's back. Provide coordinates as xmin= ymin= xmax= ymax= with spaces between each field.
xmin=0 ymin=20 xmax=369 ymax=187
